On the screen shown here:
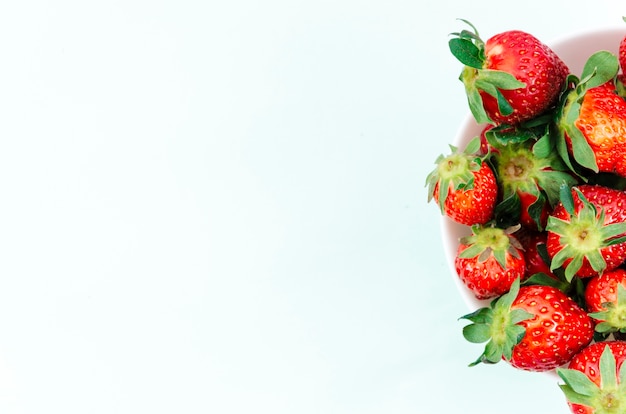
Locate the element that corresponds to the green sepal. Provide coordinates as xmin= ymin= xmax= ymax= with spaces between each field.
xmin=521 ymin=272 xmax=570 ymax=292
xmin=588 ymin=284 xmax=626 ymax=333
xmin=493 ymin=191 xmax=521 ymax=229
xmin=459 ymin=278 xmax=534 ymax=367
xmin=554 ymin=119 xmax=580 ymax=177
xmin=565 ymin=121 xmax=599 ymax=173
xmin=449 ymin=38 xmax=483 ymax=69
xmin=580 ymin=50 xmax=619 ymax=89
xmin=601 ymin=343 xmax=618 ymax=389
xmin=464 ymin=136 xmax=482 ymax=155
xmin=451 ymin=19 xmax=482 ymax=44
xmin=458 ymin=224 xmax=522 ymax=271
xmin=425 ymin=141 xmax=485 ymax=214
xmin=557 ymin=344 xmax=626 ymax=412
xmin=463 ymin=75 xmax=492 ymax=125
xmin=484 ymin=124 xmax=537 ymax=147
xmin=559 ymin=183 xmax=576 ymax=216
xmin=558 ymin=369 xmax=598 ymax=404
xmin=545 ymin=186 xmax=626 ymax=281
xmin=462 ymin=322 xmax=492 ymax=344
xmin=526 ymin=193 xmax=547 ymax=230
xmin=553 ymin=51 xmax=619 ymax=176
xmin=450 ymin=20 xmax=528 ymax=125
xmin=459 ymin=305 xmax=493 ymax=324
xmin=538 ymin=172 xmax=579 ymax=207
xmin=457 ymin=242 xmax=487 ymax=260
xmin=532 ymin=132 xmax=553 ymax=158
xmin=476 ymin=69 xmax=526 ymax=91
xmin=475 ymin=71 xmax=525 ymax=117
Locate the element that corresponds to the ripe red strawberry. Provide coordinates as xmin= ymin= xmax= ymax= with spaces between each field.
xmin=585 ymin=268 xmax=626 ymax=335
xmin=557 ymin=341 xmax=626 ymax=414
xmin=554 ymin=51 xmax=624 ymax=176
xmin=461 ymin=278 xmax=593 ymax=371
xmin=616 ymin=73 xmax=626 ymax=98
xmin=449 ymin=20 xmax=569 ymax=126
xmin=487 ymin=134 xmax=577 ymax=230
xmin=563 ymin=82 xmax=626 ymax=177
xmin=546 ymin=185 xmax=626 ymax=281
xmin=454 ymin=224 xmax=526 ymax=300
xmin=426 ymin=138 xmax=498 ymax=226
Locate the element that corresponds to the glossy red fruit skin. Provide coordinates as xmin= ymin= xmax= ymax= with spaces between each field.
xmin=546 ymin=185 xmax=626 ymax=277
xmin=509 ymin=285 xmax=594 ymax=371
xmin=575 ymin=82 xmax=626 ymax=178
xmin=585 ymin=268 xmax=626 ymax=313
xmin=619 ymin=34 xmax=626 ymax=74
xmin=566 ymin=341 xmax=626 ymax=414
xmin=518 ymin=191 xmax=550 ymax=230
xmin=433 ymin=162 xmax=497 ymax=226
xmin=454 ymin=240 xmax=525 ymax=300
xmin=478 ymin=124 xmax=495 ymax=156
xmin=481 ymin=31 xmax=569 ymax=126
xmin=516 ymin=228 xmax=556 ymax=279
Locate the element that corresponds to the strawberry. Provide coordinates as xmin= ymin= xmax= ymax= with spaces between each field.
xmin=554 ymin=52 xmax=624 ymax=177
xmin=557 ymin=341 xmax=626 ymax=414
xmin=454 ymin=223 xmax=526 ymax=300
xmin=515 ymin=227 xmax=556 ymax=279
xmin=461 ymin=278 xmax=593 ymax=372
xmin=565 ymin=82 xmax=626 ymax=177
xmin=585 ymin=268 xmax=626 ymax=335
xmin=426 ymin=137 xmax=498 ymax=226
xmin=546 ymin=185 xmax=626 ymax=281
xmin=449 ymin=20 xmax=569 ymax=126
xmin=485 ymin=128 xmax=577 ymax=230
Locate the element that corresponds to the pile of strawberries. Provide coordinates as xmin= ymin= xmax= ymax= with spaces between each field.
xmin=427 ymin=20 xmax=626 ymax=413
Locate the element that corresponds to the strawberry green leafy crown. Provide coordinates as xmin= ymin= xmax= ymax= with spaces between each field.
xmin=589 ymin=283 xmax=626 ymax=334
xmin=486 ymin=127 xmax=579 ymax=229
xmin=546 ymin=187 xmax=626 ymax=281
xmin=558 ymin=345 xmax=626 ymax=413
xmin=460 ymin=278 xmax=533 ymax=366
xmin=458 ymin=224 xmax=523 ymax=271
xmin=425 ymin=136 xmax=484 ymax=214
xmin=448 ymin=19 xmax=526 ymax=125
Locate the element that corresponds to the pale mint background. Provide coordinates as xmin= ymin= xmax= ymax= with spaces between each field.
xmin=0 ymin=1 xmax=624 ymax=413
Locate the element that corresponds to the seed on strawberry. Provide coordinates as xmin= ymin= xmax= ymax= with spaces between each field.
xmin=455 ymin=223 xmax=526 ymax=300
xmin=449 ymin=20 xmax=569 ymax=126
xmin=557 ymin=341 xmax=626 ymax=414
xmin=585 ymin=268 xmax=626 ymax=335
xmin=461 ymin=278 xmax=593 ymax=372
xmin=426 ymin=137 xmax=498 ymax=226
xmin=554 ymin=52 xmax=623 ymax=176
xmin=546 ymin=185 xmax=626 ymax=281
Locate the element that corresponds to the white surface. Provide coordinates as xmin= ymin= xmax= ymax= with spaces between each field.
xmin=0 ymin=1 xmax=625 ymax=413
